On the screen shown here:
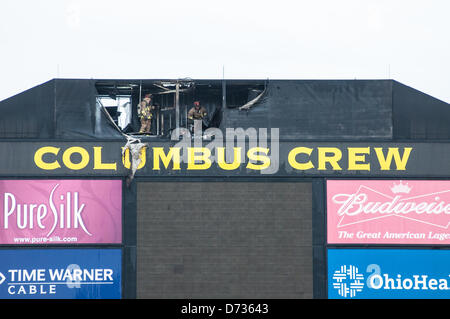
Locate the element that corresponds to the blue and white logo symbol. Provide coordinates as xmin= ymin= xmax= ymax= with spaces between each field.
xmin=332 ymin=265 xmax=364 ymax=298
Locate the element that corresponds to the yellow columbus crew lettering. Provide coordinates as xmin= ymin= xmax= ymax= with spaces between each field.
xmin=288 ymin=147 xmax=412 ymax=171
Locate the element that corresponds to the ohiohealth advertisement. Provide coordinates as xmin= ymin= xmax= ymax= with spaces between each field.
xmin=0 ymin=180 xmax=122 ymax=244
xmin=327 ymin=180 xmax=450 ymax=244
xmin=0 ymin=249 xmax=122 ymax=299
xmin=328 ymin=249 xmax=450 ymax=299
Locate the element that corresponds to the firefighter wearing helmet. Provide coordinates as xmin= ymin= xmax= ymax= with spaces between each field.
xmin=138 ymin=94 xmax=154 ymax=133
xmin=188 ymin=101 xmax=207 ymax=121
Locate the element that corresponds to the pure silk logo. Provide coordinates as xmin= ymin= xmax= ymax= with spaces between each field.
xmin=0 ymin=180 xmax=122 ymax=245
xmin=3 ymin=184 xmax=90 ymax=237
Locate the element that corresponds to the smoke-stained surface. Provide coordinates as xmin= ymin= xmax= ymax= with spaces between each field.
xmin=393 ymin=81 xmax=450 ymax=140
xmin=0 ymin=79 xmax=55 ymax=138
xmin=54 ymin=79 xmax=123 ymax=139
xmin=1 ymin=79 xmax=450 ymax=140
xmin=222 ymin=80 xmax=394 ymax=140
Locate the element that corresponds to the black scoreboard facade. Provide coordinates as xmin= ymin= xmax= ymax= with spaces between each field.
xmin=0 ymin=79 xmax=450 ymax=300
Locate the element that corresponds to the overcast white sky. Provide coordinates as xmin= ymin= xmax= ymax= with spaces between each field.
xmin=0 ymin=0 xmax=449 ymax=102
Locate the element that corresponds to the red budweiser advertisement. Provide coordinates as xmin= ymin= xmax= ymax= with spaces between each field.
xmin=327 ymin=180 xmax=450 ymax=245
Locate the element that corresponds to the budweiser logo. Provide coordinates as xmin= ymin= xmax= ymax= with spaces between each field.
xmin=332 ymin=181 xmax=450 ymax=229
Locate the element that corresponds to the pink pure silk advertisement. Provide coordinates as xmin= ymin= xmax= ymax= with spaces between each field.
xmin=0 ymin=180 xmax=122 ymax=244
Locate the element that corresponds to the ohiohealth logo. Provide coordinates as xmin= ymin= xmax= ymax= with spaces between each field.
xmin=332 ymin=265 xmax=364 ymax=298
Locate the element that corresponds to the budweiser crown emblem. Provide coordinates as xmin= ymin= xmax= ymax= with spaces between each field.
xmin=390 ymin=181 xmax=412 ymax=194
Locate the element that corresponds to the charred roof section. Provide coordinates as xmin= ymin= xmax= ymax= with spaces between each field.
xmin=0 ymin=78 xmax=449 ymax=141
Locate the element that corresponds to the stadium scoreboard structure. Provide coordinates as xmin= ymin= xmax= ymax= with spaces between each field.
xmin=0 ymin=78 xmax=450 ymax=299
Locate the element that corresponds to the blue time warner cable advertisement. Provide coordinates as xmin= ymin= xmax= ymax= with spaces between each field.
xmin=328 ymin=249 xmax=450 ymax=299
xmin=0 ymin=249 xmax=121 ymax=299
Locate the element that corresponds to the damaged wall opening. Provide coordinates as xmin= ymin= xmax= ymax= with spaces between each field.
xmin=137 ymin=181 xmax=313 ymax=299
xmin=96 ymin=95 xmax=132 ymax=131
xmin=95 ymin=80 xmax=266 ymax=138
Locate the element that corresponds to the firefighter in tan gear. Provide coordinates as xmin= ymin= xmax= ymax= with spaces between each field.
xmin=188 ymin=101 xmax=207 ymax=121
xmin=138 ymin=94 xmax=154 ymax=133
xmin=187 ymin=101 xmax=208 ymax=134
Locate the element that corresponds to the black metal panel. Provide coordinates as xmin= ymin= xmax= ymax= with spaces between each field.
xmin=122 ymin=180 xmax=137 ymax=299
xmin=312 ymin=179 xmax=326 ymax=299
xmin=0 ymin=79 xmax=55 ymax=138
xmin=393 ymin=81 xmax=450 ymax=140
xmin=221 ymin=80 xmax=393 ymax=140
xmin=55 ymin=79 xmax=123 ymax=139
xmin=136 ymin=181 xmax=313 ymax=298
xmin=3 ymin=78 xmax=450 ymax=141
